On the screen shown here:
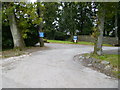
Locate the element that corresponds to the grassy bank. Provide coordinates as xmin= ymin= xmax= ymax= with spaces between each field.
xmin=47 ymin=40 xmax=112 ymax=46
xmin=91 ymin=54 xmax=119 ymax=68
xmin=85 ymin=53 xmax=119 ymax=78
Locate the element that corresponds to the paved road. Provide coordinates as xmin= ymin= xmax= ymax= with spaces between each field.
xmin=2 ymin=43 xmax=118 ymax=88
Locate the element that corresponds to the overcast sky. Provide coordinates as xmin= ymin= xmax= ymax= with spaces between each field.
xmin=30 ymin=0 xmax=36 ymax=3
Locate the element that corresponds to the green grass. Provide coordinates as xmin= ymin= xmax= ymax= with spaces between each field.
xmin=86 ymin=53 xmax=119 ymax=78
xmin=91 ymin=54 xmax=119 ymax=68
xmin=47 ymin=40 xmax=112 ymax=46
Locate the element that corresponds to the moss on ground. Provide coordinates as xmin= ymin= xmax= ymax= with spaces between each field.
xmin=84 ymin=53 xmax=119 ymax=78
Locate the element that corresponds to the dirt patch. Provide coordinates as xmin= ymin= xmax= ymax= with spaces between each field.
xmin=74 ymin=54 xmax=119 ymax=79
xmin=2 ymin=45 xmax=50 ymax=58
xmin=25 ymin=46 xmax=50 ymax=53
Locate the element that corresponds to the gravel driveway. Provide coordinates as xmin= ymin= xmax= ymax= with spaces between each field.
xmin=2 ymin=43 xmax=118 ymax=88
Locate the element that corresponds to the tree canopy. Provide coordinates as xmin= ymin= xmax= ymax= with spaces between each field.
xmin=2 ymin=2 xmax=119 ymax=55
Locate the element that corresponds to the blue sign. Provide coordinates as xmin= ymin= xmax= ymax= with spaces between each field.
xmin=73 ymin=36 xmax=78 ymax=40
xmin=39 ymin=32 xmax=44 ymax=37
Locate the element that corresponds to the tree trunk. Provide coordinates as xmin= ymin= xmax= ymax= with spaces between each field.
xmin=96 ymin=16 xmax=104 ymax=55
xmin=8 ymin=10 xmax=25 ymax=49
xmin=39 ymin=37 xmax=44 ymax=47
xmin=80 ymin=8 xmax=84 ymax=35
xmin=70 ymin=31 xmax=74 ymax=42
xmin=115 ymin=12 xmax=118 ymax=40
xmin=0 ymin=2 xmax=2 ymax=51
xmin=38 ymin=23 xmax=44 ymax=47
xmin=94 ymin=8 xmax=105 ymax=55
xmin=37 ymin=1 xmax=44 ymax=47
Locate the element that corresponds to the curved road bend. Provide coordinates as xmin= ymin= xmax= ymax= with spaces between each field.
xmin=2 ymin=43 xmax=118 ymax=88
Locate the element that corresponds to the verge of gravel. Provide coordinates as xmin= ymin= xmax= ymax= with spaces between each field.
xmin=1 ymin=45 xmax=50 ymax=72
xmin=73 ymin=54 xmax=118 ymax=79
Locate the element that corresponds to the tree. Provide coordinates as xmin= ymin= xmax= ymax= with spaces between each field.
xmin=76 ymin=2 xmax=93 ymax=35
xmin=16 ymin=2 xmax=42 ymax=46
xmin=58 ymin=2 xmax=93 ymax=41
xmin=93 ymin=3 xmax=105 ymax=55
xmin=58 ymin=2 xmax=78 ymax=41
xmin=114 ymin=3 xmax=118 ymax=40
xmin=2 ymin=2 xmax=43 ymax=49
xmin=37 ymin=1 xmax=44 ymax=47
xmin=0 ymin=1 xmax=2 ymax=51
xmin=43 ymin=2 xmax=59 ymax=40
xmin=4 ymin=2 xmax=25 ymax=49
xmin=39 ymin=2 xmax=93 ymax=41
xmin=118 ymin=2 xmax=120 ymax=45
xmin=93 ymin=2 xmax=119 ymax=55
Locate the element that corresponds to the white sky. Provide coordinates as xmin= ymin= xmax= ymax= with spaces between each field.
xmin=30 ymin=0 xmax=37 ymax=3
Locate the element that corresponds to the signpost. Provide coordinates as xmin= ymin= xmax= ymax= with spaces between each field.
xmin=38 ymin=32 xmax=44 ymax=47
xmin=39 ymin=32 xmax=44 ymax=38
xmin=73 ymin=36 xmax=78 ymax=43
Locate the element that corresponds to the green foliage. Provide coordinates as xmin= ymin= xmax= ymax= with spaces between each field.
xmin=2 ymin=2 xmax=119 ymax=49
xmin=91 ymin=54 xmax=119 ymax=68
xmin=2 ymin=25 xmax=14 ymax=49
xmin=54 ymin=31 xmax=68 ymax=40
xmin=2 ymin=2 xmax=41 ymax=49
xmin=92 ymin=27 xmax=99 ymax=38
xmin=96 ymin=2 xmax=119 ymax=36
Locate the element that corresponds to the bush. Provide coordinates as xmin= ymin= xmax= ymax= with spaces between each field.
xmin=2 ymin=25 xmax=39 ymax=49
xmin=2 ymin=26 xmax=14 ymax=49
xmin=24 ymin=27 xmax=39 ymax=46
xmin=45 ymin=30 xmax=70 ymax=41
xmin=55 ymin=32 xmax=69 ymax=40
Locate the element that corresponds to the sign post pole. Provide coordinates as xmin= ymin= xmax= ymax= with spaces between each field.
xmin=73 ymin=36 xmax=78 ymax=43
xmin=39 ymin=32 xmax=44 ymax=47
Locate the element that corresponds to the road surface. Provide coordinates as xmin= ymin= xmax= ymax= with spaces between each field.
xmin=2 ymin=43 xmax=118 ymax=88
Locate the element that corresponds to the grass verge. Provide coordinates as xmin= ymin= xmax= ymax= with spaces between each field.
xmin=47 ymin=40 xmax=112 ymax=46
xmin=91 ymin=54 xmax=119 ymax=68
xmin=85 ymin=53 xmax=119 ymax=78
